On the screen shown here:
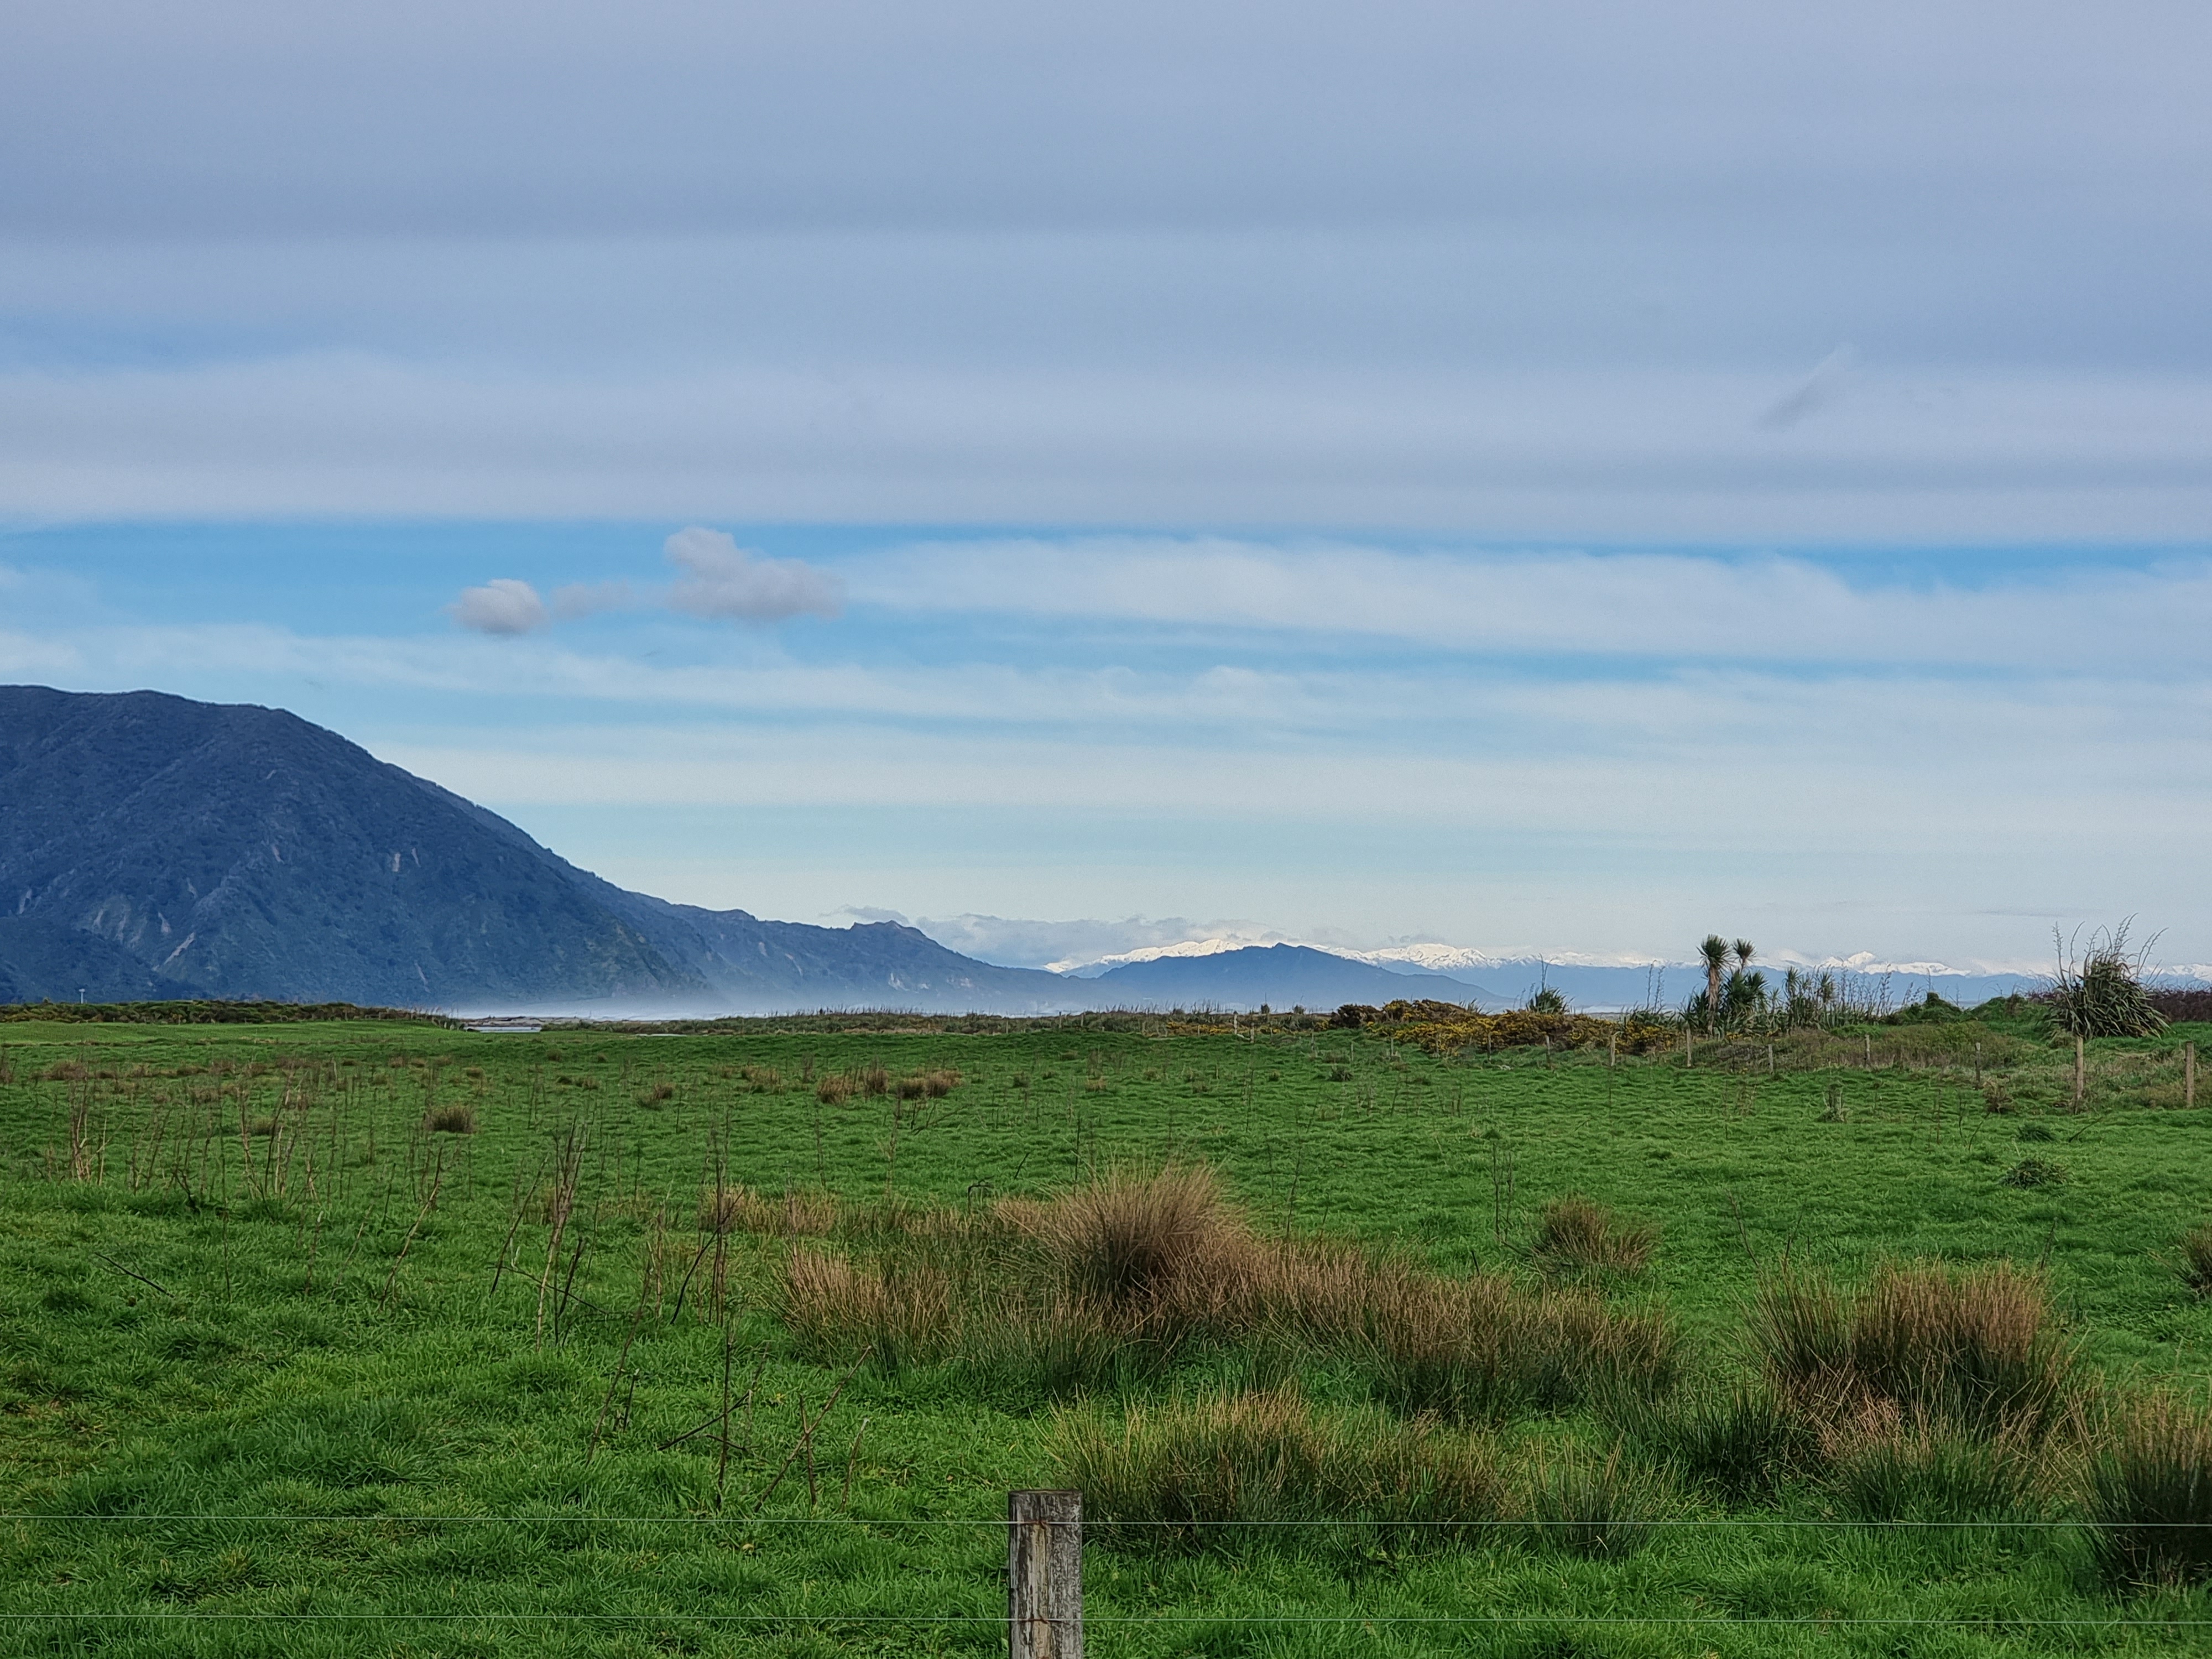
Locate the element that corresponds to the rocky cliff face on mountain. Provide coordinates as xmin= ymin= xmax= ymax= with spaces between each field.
xmin=0 ymin=686 xmax=1097 ymax=1014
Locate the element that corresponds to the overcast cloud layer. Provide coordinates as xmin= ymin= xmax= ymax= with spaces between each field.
xmin=2 ymin=1 xmax=2210 ymax=533
xmin=1 ymin=7 xmax=2206 ymax=969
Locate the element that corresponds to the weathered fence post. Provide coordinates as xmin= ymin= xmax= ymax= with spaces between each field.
xmin=2074 ymin=1035 xmax=2085 ymax=1109
xmin=1010 ymin=1489 xmax=1082 ymax=1658
xmin=2187 ymin=1041 xmax=2197 ymax=1111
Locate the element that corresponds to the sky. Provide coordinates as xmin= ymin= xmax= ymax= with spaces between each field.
xmin=2 ymin=2 xmax=2209 ymax=973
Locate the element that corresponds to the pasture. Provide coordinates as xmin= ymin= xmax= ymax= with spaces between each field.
xmin=2 ymin=1008 xmax=2210 ymax=1656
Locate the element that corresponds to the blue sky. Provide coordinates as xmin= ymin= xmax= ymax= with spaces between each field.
xmin=3 ymin=3 xmax=2210 ymax=972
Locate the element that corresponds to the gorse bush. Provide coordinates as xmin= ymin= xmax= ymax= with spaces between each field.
xmin=1053 ymin=1385 xmax=1506 ymax=1551
xmin=2088 ymin=1390 xmax=2212 ymax=1588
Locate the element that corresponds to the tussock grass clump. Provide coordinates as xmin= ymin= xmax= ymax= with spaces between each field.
xmin=891 ymin=1068 xmax=959 ymax=1100
xmin=423 ymin=1103 xmax=476 ymax=1134
xmin=700 ymin=1184 xmax=841 ymax=1237
xmin=1751 ymin=1261 xmax=2077 ymax=1439
xmin=1605 ymin=1384 xmax=1814 ymax=1501
xmin=2002 ymin=1157 xmax=2068 ymax=1188
xmin=1025 ymin=1164 xmax=1240 ymax=1312
xmin=1823 ymin=1412 xmax=2051 ymax=1522
xmin=815 ymin=1075 xmax=851 ymax=1105
xmin=781 ymin=1248 xmax=956 ymax=1370
xmin=760 ymin=1166 xmax=1681 ymax=1408
xmin=1531 ymin=1194 xmax=1657 ymax=1280
xmin=1523 ymin=1444 xmax=1669 ymax=1558
xmin=1357 ymin=1270 xmax=1679 ymax=1422
xmin=1053 ymin=1386 xmax=1505 ymax=1550
xmin=2089 ymin=1390 xmax=2212 ymax=1587
xmin=2172 ymin=1223 xmax=2212 ymax=1297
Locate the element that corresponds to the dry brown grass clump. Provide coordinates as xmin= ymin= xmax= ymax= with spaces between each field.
xmin=1751 ymin=1260 xmax=2077 ymax=1438
xmin=894 ymin=1069 xmax=961 ymax=1100
xmin=1026 ymin=1176 xmax=1677 ymax=1418
xmin=699 ymin=1183 xmax=842 ymax=1237
xmin=816 ymin=1075 xmax=852 ymax=1105
xmin=1021 ymin=1164 xmax=1244 ymax=1313
xmin=423 ymin=1103 xmax=476 ymax=1134
xmin=751 ymin=1166 xmax=1687 ymax=1410
xmin=781 ymin=1248 xmax=956 ymax=1368
xmin=1053 ymin=1384 xmax=1505 ymax=1547
xmin=1354 ymin=1269 xmax=1679 ymax=1421
xmin=1531 ymin=1195 xmax=1657 ymax=1280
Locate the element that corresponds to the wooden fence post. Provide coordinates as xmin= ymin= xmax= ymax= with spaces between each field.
xmin=1010 ymin=1489 xmax=1082 ymax=1658
xmin=2187 ymin=1041 xmax=2197 ymax=1111
xmin=2074 ymin=1035 xmax=2085 ymax=1109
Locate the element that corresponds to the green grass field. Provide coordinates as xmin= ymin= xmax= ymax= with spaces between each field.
xmin=3 ymin=1010 xmax=2211 ymax=1656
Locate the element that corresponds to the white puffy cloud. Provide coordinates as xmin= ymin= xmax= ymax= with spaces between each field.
xmin=664 ymin=528 xmax=842 ymax=623
xmin=447 ymin=578 xmax=549 ymax=635
xmin=445 ymin=578 xmax=628 ymax=637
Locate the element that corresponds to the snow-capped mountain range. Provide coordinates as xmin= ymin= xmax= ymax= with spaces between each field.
xmin=1051 ymin=937 xmax=2066 ymax=982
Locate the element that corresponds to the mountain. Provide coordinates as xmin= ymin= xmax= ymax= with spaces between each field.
xmin=1090 ymin=943 xmax=1500 ymax=1011
xmin=0 ymin=686 xmax=1100 ymax=1014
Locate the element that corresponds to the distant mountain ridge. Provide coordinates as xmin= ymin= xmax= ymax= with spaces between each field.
xmin=1089 ymin=943 xmax=1501 ymax=1011
xmin=0 ymin=686 xmax=2088 ymax=1018
xmin=0 ymin=686 xmax=1100 ymax=1014
xmin=1054 ymin=937 xmax=2058 ymax=1010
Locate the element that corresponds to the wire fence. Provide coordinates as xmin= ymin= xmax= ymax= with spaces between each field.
xmin=5 ymin=1500 xmax=2212 ymax=1642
